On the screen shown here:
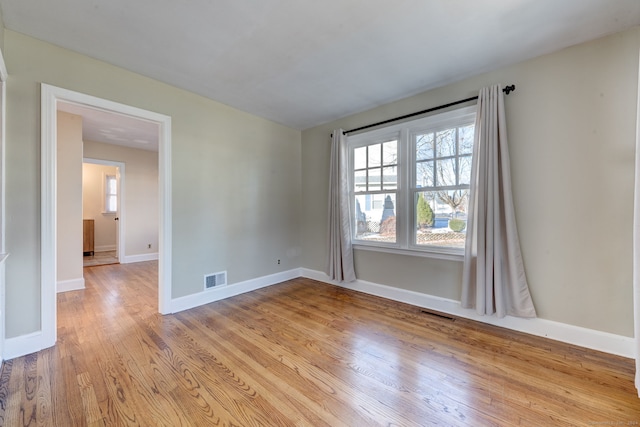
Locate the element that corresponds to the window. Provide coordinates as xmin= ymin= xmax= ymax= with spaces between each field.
xmin=104 ymin=174 xmax=117 ymax=214
xmin=347 ymin=106 xmax=476 ymax=258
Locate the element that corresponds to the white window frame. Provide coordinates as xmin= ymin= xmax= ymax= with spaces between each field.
xmin=346 ymin=105 xmax=476 ymax=261
xmin=104 ymin=173 xmax=118 ymax=214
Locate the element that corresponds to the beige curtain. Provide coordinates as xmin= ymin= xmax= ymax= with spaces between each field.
xmin=326 ymin=129 xmax=356 ymax=282
xmin=461 ymin=85 xmax=536 ymax=318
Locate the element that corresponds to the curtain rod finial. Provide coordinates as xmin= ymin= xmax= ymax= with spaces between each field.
xmin=503 ymin=84 xmax=516 ymax=95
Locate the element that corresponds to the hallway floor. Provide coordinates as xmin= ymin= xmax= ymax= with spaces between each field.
xmin=83 ymin=250 xmax=118 ymax=267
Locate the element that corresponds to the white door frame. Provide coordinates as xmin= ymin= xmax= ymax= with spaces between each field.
xmin=83 ymin=158 xmax=126 ymax=261
xmin=41 ymin=84 xmax=172 ymax=348
xmin=0 ymin=50 xmax=7 ymax=365
xmin=633 ymin=47 xmax=640 ymax=396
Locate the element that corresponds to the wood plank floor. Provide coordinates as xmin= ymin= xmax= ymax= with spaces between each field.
xmin=83 ymin=250 xmax=119 ymax=267
xmin=0 ymin=261 xmax=638 ymax=426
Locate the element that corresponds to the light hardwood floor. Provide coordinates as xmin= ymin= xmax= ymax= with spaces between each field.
xmin=83 ymin=250 xmax=119 ymax=267
xmin=0 ymin=261 xmax=638 ymax=426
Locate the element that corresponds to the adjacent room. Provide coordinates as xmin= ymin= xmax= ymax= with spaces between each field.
xmin=0 ymin=1 xmax=639 ymax=425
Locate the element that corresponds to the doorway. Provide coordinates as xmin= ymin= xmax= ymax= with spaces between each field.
xmin=82 ymin=159 xmax=125 ymax=267
xmin=41 ymin=84 xmax=172 ymax=349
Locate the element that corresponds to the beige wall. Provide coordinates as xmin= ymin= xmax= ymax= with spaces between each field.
xmin=82 ymin=162 xmax=118 ymax=251
xmin=4 ymin=30 xmax=302 ymax=338
xmin=302 ymin=27 xmax=640 ymax=337
xmin=0 ymin=8 xmax=5 ymax=52
xmin=56 ymin=111 xmax=83 ymax=283
xmin=83 ymin=141 xmax=159 ymax=257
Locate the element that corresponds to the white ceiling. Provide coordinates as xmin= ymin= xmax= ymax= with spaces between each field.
xmin=58 ymin=102 xmax=160 ymax=152
xmin=2 ymin=0 xmax=640 ymax=133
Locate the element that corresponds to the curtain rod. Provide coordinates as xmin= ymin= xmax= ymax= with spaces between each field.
xmin=339 ymin=84 xmax=515 ymax=136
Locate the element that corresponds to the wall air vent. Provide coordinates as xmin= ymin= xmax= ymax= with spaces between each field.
xmin=204 ymin=271 xmax=227 ymax=290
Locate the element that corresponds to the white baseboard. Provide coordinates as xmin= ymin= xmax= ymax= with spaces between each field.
xmin=94 ymin=244 xmax=116 ymax=252
xmin=57 ymin=277 xmax=85 ymax=293
xmin=300 ymin=268 xmax=635 ymax=359
xmin=4 ymin=331 xmax=45 ymax=360
xmin=120 ymin=252 xmax=158 ymax=264
xmin=170 ymin=268 xmax=301 ymax=313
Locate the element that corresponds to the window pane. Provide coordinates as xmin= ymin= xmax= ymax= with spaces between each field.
xmin=105 ymin=175 xmax=117 ymax=213
xmin=108 ymin=178 xmax=117 ymax=194
xmin=459 ymin=124 xmax=474 ymax=154
xmin=382 ymin=166 xmax=397 ymax=190
xmin=416 ymin=133 xmax=434 ymax=160
xmin=436 ymin=129 xmax=456 ymax=157
xmin=368 ymin=144 xmax=381 ymax=167
xmin=416 ymin=160 xmax=433 ymax=188
xmin=415 ymin=191 xmax=435 ymax=228
xmin=459 ymin=155 xmax=472 ymax=186
xmin=107 ymin=195 xmax=117 ymax=212
xmin=354 ymin=146 xmax=367 ymax=169
xmin=435 ymin=189 xmax=469 ymax=217
xmin=354 ymin=170 xmax=366 ymax=192
xmin=415 ymin=191 xmax=467 ymax=249
xmin=435 ymin=158 xmax=456 ymax=187
xmin=382 ymin=141 xmax=397 ymax=166
xmin=368 ymin=167 xmax=381 ymax=191
xmin=371 ymin=193 xmax=385 ymax=210
xmin=354 ymin=193 xmax=396 ymax=243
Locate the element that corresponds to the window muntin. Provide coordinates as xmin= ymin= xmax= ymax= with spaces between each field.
xmin=347 ymin=106 xmax=476 ymax=257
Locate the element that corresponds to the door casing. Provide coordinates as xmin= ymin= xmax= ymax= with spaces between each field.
xmin=41 ymin=84 xmax=172 ymax=349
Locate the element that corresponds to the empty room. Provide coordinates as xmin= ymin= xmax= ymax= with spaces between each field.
xmin=0 ymin=1 xmax=639 ymax=425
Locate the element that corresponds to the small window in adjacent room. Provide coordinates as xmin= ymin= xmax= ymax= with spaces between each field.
xmin=347 ymin=105 xmax=476 ymax=258
xmin=104 ymin=174 xmax=117 ymax=214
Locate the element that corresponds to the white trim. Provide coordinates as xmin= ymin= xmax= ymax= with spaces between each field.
xmin=41 ymin=85 xmax=57 ymax=349
xmin=57 ymin=277 xmax=85 ymax=293
xmin=633 ymin=46 xmax=640 ymax=395
xmin=354 ymin=244 xmax=464 ymax=262
xmin=301 ymin=268 xmax=635 ymax=358
xmin=41 ymin=84 xmax=173 ymax=350
xmin=170 ymin=268 xmax=300 ymax=313
xmin=158 ymin=116 xmax=172 ymax=315
xmin=121 ymin=252 xmax=159 ymax=264
xmin=0 ymin=258 xmax=6 ymax=369
xmin=0 ymin=48 xmax=6 ymax=367
xmin=4 ymin=332 xmax=43 ymax=360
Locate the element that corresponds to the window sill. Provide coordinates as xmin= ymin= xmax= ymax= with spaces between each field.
xmin=102 ymin=212 xmax=116 ymax=215
xmin=352 ymin=244 xmax=464 ymax=262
